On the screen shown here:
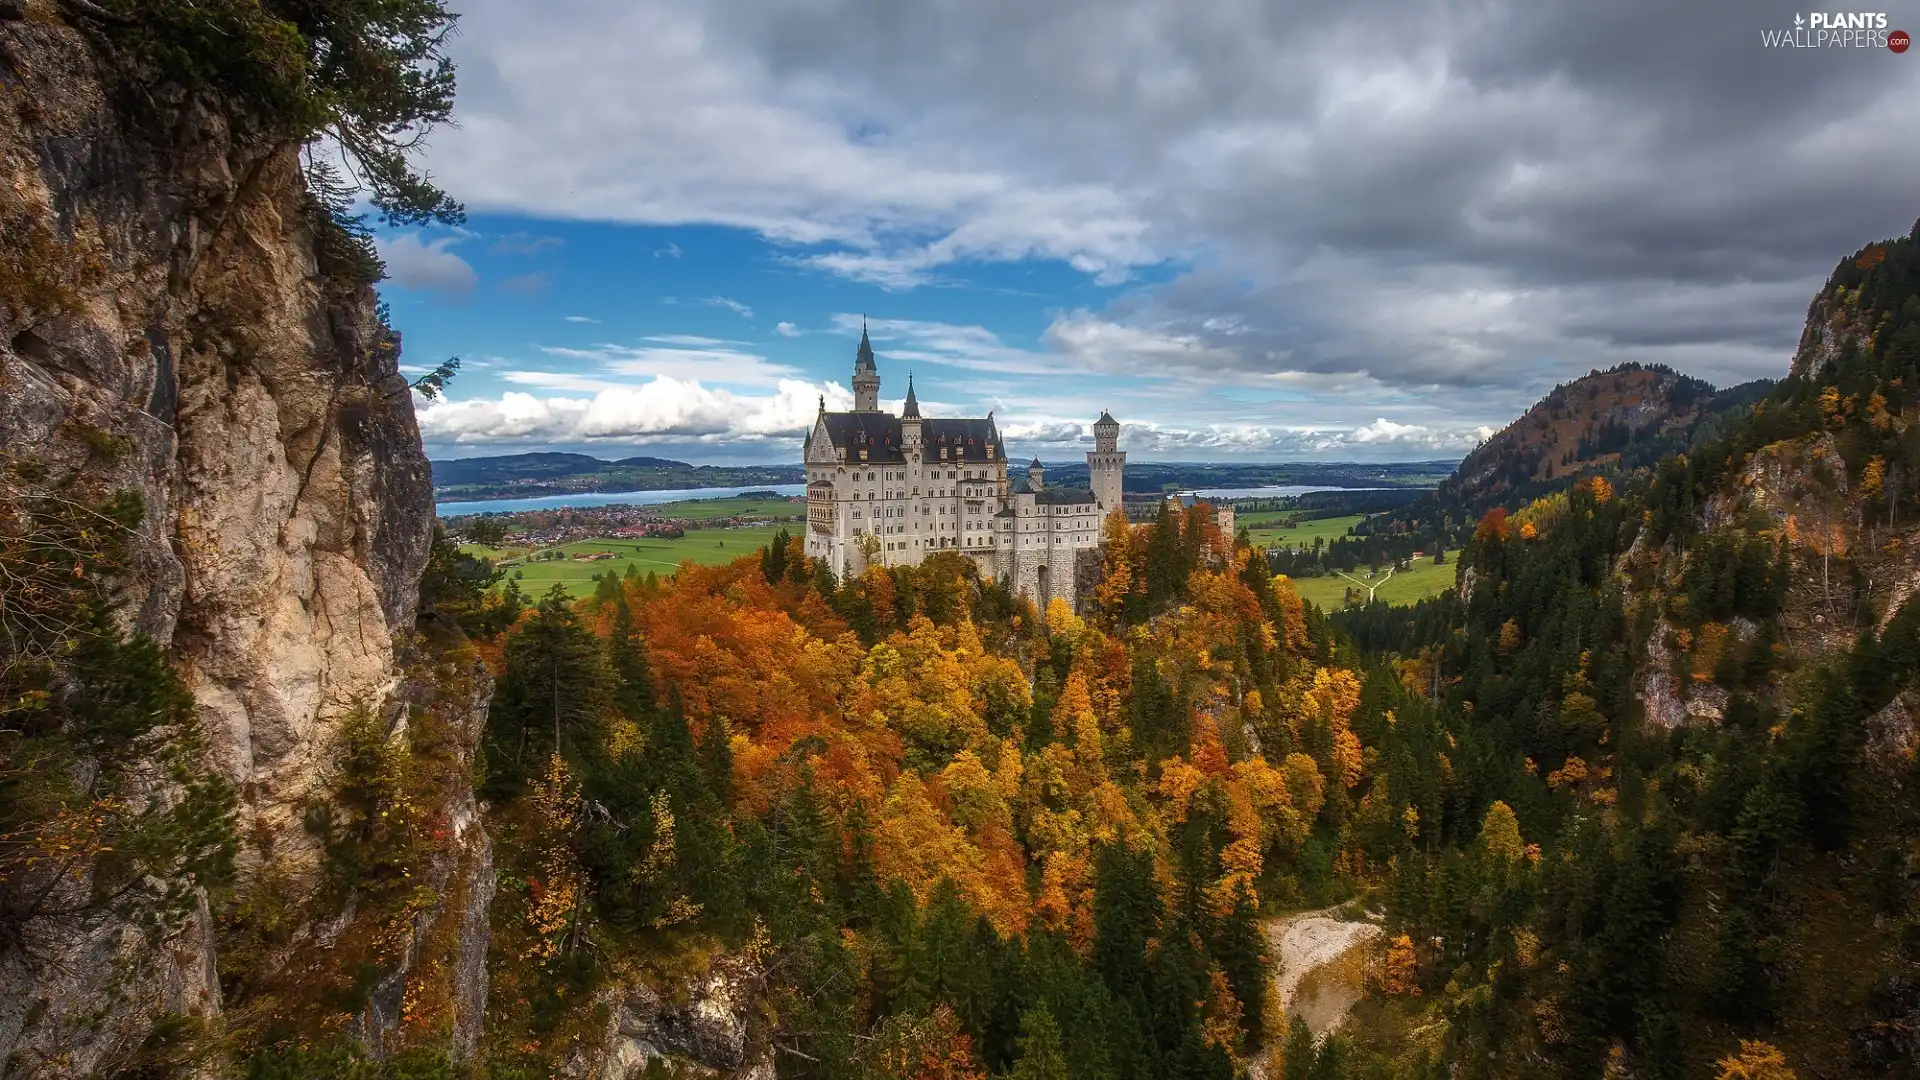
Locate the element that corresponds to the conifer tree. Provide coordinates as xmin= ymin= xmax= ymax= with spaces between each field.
xmin=1010 ymin=1005 xmax=1070 ymax=1080
xmin=608 ymin=594 xmax=657 ymax=722
xmin=487 ymin=585 xmax=604 ymax=788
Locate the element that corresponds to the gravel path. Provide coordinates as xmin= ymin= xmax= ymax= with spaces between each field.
xmin=1247 ymin=907 xmax=1381 ymax=1078
xmin=1268 ymin=908 xmax=1382 ymax=1016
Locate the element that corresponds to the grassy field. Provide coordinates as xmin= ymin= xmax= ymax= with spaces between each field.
xmin=1240 ymin=513 xmax=1366 ymax=551
xmin=1285 ymin=552 xmax=1458 ymax=610
xmin=468 ymin=527 xmax=782 ymax=597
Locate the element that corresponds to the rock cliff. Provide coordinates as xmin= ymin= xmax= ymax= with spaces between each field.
xmin=0 ymin=5 xmax=449 ymax=1073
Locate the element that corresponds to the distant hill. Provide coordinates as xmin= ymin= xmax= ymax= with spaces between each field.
xmin=430 ymin=452 xmax=803 ymax=501
xmin=1367 ymin=364 xmax=1772 ymax=541
xmin=1043 ymin=459 xmax=1455 ymax=494
xmin=430 ymin=452 xmax=692 ymax=487
xmin=432 ymin=453 xmax=1454 ymax=504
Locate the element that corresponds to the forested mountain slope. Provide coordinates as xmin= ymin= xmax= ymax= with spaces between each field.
xmin=1367 ymin=366 xmax=1771 ymax=547
xmin=1326 ymin=219 xmax=1920 ymax=1080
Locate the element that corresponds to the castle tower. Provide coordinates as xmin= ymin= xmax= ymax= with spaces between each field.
xmin=1027 ymin=457 xmax=1045 ymax=491
xmin=901 ymin=374 xmax=921 ymax=450
xmin=852 ymin=320 xmax=880 ymax=411
xmin=1089 ymin=410 xmax=1124 ymax=513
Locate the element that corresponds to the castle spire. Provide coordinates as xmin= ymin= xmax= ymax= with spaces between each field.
xmin=852 ymin=316 xmax=880 ymax=410
xmin=902 ymin=373 xmax=920 ymax=419
xmin=855 ymin=317 xmax=875 ymax=372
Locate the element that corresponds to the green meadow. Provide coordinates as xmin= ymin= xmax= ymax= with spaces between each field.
xmin=466 ymin=528 xmax=782 ymax=597
xmin=457 ymin=499 xmax=1449 ymax=605
xmin=1239 ymin=512 xmax=1366 ymax=551
xmin=1284 ymin=551 xmax=1459 ymax=610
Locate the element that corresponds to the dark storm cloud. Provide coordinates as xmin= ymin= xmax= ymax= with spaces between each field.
xmin=421 ymin=0 xmax=1920 ymax=448
xmin=689 ymin=0 xmax=1918 ymax=386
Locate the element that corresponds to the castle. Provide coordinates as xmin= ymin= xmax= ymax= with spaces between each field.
xmin=803 ymin=324 xmax=1124 ymax=608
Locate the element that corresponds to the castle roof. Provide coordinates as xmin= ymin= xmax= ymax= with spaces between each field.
xmin=923 ymin=418 xmax=1001 ymax=460
xmin=815 ymin=412 xmax=1004 ymax=463
xmin=1028 ymin=457 xmax=1044 ymax=469
xmin=902 ymin=375 xmax=921 ymax=419
xmin=1096 ymin=410 xmax=1118 ymax=426
xmin=817 ymin=412 xmax=905 ymax=462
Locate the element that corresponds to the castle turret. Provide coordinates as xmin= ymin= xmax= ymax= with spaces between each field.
xmin=852 ymin=320 xmax=880 ymax=411
xmin=901 ymin=374 xmax=921 ymax=449
xmin=1027 ymin=457 xmax=1045 ymax=491
xmin=1089 ymin=410 xmax=1124 ymax=513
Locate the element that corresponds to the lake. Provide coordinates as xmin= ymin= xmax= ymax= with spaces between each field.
xmin=437 ymin=484 xmax=807 ymax=516
xmin=1187 ymin=485 xmax=1390 ymax=499
xmin=436 ymin=483 xmax=1387 ymax=517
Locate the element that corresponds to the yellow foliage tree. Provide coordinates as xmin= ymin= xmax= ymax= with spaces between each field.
xmin=1864 ymin=455 xmax=1887 ymax=504
xmin=1305 ymin=667 xmax=1361 ymax=733
xmin=525 ymin=755 xmax=587 ymax=960
xmin=1045 ymin=596 xmax=1085 ymax=644
xmin=1298 ymin=667 xmax=1366 ymax=787
xmin=1200 ymin=967 xmax=1244 ymax=1053
xmin=1380 ymin=934 xmax=1420 ymax=996
xmin=1280 ymin=753 xmax=1326 ymax=849
xmin=1715 ymin=1041 xmax=1796 ymax=1080
xmin=1034 ymin=849 xmax=1095 ymax=948
xmin=1270 ymin=576 xmax=1309 ymax=652
xmin=1094 ymin=507 xmax=1137 ymax=618
xmin=1051 ymin=671 xmax=1106 ymax=788
xmin=1479 ymin=800 xmax=1525 ymax=865
xmin=1497 ymin=619 xmax=1522 ymax=654
xmin=1157 ymin=758 xmax=1207 ymax=823
xmin=941 ymin=749 xmax=1010 ymax=833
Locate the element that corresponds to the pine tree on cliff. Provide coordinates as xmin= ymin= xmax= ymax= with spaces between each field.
xmin=486 ymin=585 xmax=604 ymax=791
xmin=79 ymin=0 xmax=466 ymax=282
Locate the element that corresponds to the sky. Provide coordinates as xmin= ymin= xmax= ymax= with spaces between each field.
xmin=382 ymin=0 xmax=1920 ymax=466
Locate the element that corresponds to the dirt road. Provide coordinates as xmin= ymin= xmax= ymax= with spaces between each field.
xmin=1269 ymin=908 xmax=1381 ymax=1026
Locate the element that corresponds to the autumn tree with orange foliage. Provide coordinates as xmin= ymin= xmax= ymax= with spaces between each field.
xmin=460 ymin=500 xmax=1373 ymax=1076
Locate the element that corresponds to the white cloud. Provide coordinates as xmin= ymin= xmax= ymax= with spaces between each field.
xmin=704 ymin=296 xmax=754 ymax=318
xmin=644 ymin=334 xmax=743 ymax=346
xmin=376 ymin=233 xmax=477 ymax=300
xmin=774 ymin=321 xmax=802 ymax=337
xmin=539 ymin=342 xmax=799 ymax=387
xmin=564 ymin=315 xmax=602 ymax=323
xmin=418 ymin=0 xmax=1920 ymax=421
xmin=417 ymin=377 xmax=851 ymax=446
xmin=419 ymin=380 xmax=1482 ymax=460
xmin=499 ymin=370 xmax=628 ymax=392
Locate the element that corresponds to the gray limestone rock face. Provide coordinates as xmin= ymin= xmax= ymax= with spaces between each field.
xmin=0 ymin=9 xmax=441 ymax=1073
xmin=568 ymin=957 xmax=764 ymax=1079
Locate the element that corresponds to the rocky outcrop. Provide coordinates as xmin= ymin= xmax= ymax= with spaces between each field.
xmin=353 ymin=646 xmax=497 ymax=1060
xmin=0 ymin=5 xmax=441 ymax=1073
xmin=567 ymin=957 xmax=769 ymax=1080
xmin=1867 ymin=691 xmax=1920 ymax=767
